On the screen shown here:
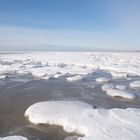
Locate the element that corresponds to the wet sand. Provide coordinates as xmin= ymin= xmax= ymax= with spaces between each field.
xmin=0 ymin=74 xmax=140 ymax=139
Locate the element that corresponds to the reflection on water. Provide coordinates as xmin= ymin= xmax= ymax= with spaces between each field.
xmin=0 ymin=73 xmax=140 ymax=139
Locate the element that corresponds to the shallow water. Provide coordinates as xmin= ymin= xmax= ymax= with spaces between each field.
xmin=0 ymin=73 xmax=140 ymax=140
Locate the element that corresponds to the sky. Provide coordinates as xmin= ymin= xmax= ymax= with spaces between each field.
xmin=0 ymin=0 xmax=140 ymax=51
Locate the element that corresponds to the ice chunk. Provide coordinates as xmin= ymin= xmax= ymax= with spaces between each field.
xmin=67 ymin=75 xmax=83 ymax=82
xmin=101 ymin=83 xmax=115 ymax=92
xmin=53 ymin=73 xmax=64 ymax=78
xmin=96 ymin=77 xmax=109 ymax=84
xmin=31 ymin=68 xmax=48 ymax=78
xmin=0 ymin=136 xmax=28 ymax=140
xmin=115 ymin=85 xmax=127 ymax=90
xmin=0 ymin=75 xmax=6 ymax=79
xmin=106 ymin=89 xmax=135 ymax=99
xmin=25 ymin=101 xmax=140 ymax=140
xmin=111 ymin=72 xmax=128 ymax=78
xmin=130 ymin=81 xmax=140 ymax=89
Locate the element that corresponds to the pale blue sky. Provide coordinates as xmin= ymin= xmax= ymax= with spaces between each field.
xmin=0 ymin=0 xmax=140 ymax=51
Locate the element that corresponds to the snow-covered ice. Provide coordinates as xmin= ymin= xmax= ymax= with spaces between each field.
xmin=0 ymin=136 xmax=28 ymax=140
xmin=0 ymin=52 xmax=140 ymax=140
xmin=25 ymin=101 xmax=140 ymax=140
xmin=110 ymin=71 xmax=128 ymax=78
xmin=0 ymin=52 xmax=140 ymax=80
xmin=101 ymin=84 xmax=131 ymax=99
xmin=67 ymin=75 xmax=83 ymax=82
xmin=96 ymin=77 xmax=109 ymax=84
xmin=106 ymin=89 xmax=136 ymax=99
xmin=115 ymin=85 xmax=127 ymax=90
xmin=0 ymin=75 xmax=6 ymax=79
xmin=101 ymin=83 xmax=115 ymax=92
xmin=130 ymin=81 xmax=140 ymax=89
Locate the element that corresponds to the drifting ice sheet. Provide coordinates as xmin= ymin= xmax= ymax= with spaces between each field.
xmin=25 ymin=101 xmax=140 ymax=140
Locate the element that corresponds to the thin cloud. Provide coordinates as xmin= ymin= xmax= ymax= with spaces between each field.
xmin=0 ymin=24 xmax=139 ymax=51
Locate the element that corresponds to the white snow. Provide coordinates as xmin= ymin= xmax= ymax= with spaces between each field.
xmin=0 ymin=52 xmax=140 ymax=80
xmin=115 ymin=85 xmax=127 ymax=90
xmin=67 ymin=75 xmax=83 ymax=82
xmin=96 ymin=77 xmax=109 ymax=84
xmin=0 ymin=136 xmax=28 ymax=140
xmin=0 ymin=75 xmax=6 ymax=79
xmin=106 ymin=89 xmax=136 ymax=99
xmin=25 ymin=101 xmax=140 ymax=140
xmin=110 ymin=71 xmax=128 ymax=78
xmin=53 ymin=73 xmax=64 ymax=78
xmin=130 ymin=81 xmax=140 ymax=89
xmin=102 ymin=84 xmax=134 ymax=99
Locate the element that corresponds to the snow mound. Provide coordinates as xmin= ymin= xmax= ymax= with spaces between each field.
xmin=130 ymin=81 xmax=140 ymax=89
xmin=96 ymin=77 xmax=109 ymax=84
xmin=101 ymin=83 xmax=115 ymax=92
xmin=67 ymin=75 xmax=83 ymax=82
xmin=25 ymin=101 xmax=140 ymax=140
xmin=0 ymin=136 xmax=28 ymax=140
xmin=106 ymin=89 xmax=136 ymax=99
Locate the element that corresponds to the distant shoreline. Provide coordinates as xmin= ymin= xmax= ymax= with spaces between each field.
xmin=0 ymin=50 xmax=140 ymax=54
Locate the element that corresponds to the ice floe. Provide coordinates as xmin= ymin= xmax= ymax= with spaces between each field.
xmin=110 ymin=71 xmax=128 ymax=78
xmin=0 ymin=75 xmax=6 ymax=79
xmin=67 ymin=75 xmax=83 ymax=82
xmin=102 ymin=84 xmax=135 ymax=100
xmin=106 ymin=89 xmax=136 ymax=99
xmin=115 ymin=85 xmax=127 ymax=90
xmin=53 ymin=73 xmax=64 ymax=78
xmin=101 ymin=83 xmax=115 ymax=92
xmin=25 ymin=101 xmax=140 ymax=140
xmin=130 ymin=81 xmax=140 ymax=89
xmin=0 ymin=136 xmax=28 ymax=140
xmin=96 ymin=77 xmax=109 ymax=84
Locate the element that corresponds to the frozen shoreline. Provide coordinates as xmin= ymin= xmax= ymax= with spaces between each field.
xmin=1 ymin=52 xmax=140 ymax=100
xmin=0 ymin=52 xmax=140 ymax=140
xmin=0 ymin=52 xmax=140 ymax=79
